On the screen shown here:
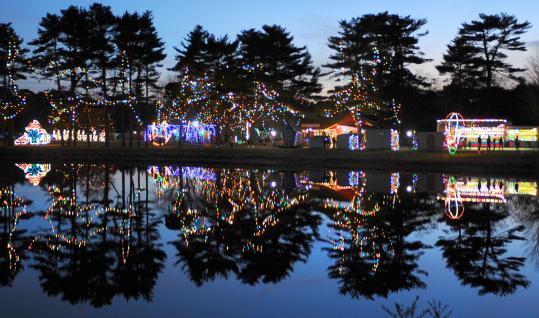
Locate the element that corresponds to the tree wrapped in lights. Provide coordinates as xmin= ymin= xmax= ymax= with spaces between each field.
xmin=333 ymin=47 xmax=385 ymax=146
xmin=0 ymin=23 xmax=28 ymax=143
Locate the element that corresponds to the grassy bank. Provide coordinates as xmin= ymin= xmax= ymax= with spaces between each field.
xmin=1 ymin=144 xmax=538 ymax=177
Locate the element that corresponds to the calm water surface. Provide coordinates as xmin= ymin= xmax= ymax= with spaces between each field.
xmin=1 ymin=163 xmax=538 ymax=317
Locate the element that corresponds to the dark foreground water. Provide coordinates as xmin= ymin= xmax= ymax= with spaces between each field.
xmin=1 ymin=163 xmax=538 ymax=317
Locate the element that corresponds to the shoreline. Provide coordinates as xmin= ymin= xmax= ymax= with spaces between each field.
xmin=1 ymin=145 xmax=538 ymax=178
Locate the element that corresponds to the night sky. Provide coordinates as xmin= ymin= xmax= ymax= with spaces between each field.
xmin=2 ymin=0 xmax=539 ymax=91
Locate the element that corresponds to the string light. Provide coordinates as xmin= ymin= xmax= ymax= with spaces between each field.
xmin=14 ymin=120 xmax=51 ymax=145
xmin=1 ymin=40 xmax=27 ymax=120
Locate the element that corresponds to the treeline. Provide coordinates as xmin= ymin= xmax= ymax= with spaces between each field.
xmin=1 ymin=4 xmax=539 ymax=142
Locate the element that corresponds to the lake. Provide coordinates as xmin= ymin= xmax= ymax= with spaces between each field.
xmin=1 ymin=163 xmax=538 ymax=317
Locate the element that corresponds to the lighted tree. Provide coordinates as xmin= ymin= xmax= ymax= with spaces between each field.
xmin=0 ymin=23 xmax=28 ymax=140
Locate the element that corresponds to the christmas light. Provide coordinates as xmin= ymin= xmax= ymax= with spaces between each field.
xmin=390 ymin=129 xmax=400 ymax=151
xmin=1 ymin=40 xmax=27 ymax=121
xmin=15 ymin=163 xmax=51 ymax=186
xmin=14 ymin=120 xmax=51 ymax=145
xmin=145 ymin=121 xmax=216 ymax=146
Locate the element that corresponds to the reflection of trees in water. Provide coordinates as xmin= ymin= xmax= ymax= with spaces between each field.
xmin=164 ymin=169 xmax=321 ymax=286
xmin=29 ymin=164 xmax=165 ymax=307
xmin=322 ymin=186 xmax=438 ymax=300
xmin=436 ymin=202 xmax=529 ymax=296
xmin=510 ymin=196 xmax=539 ymax=266
xmin=0 ymin=184 xmax=32 ymax=286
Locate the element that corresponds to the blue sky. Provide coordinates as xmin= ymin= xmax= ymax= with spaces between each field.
xmin=1 ymin=0 xmax=539 ymax=90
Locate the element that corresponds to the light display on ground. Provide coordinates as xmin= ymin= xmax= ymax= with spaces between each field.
xmin=348 ymin=130 xmax=367 ymax=151
xmin=14 ymin=120 xmax=51 ymax=146
xmin=390 ymin=129 xmax=400 ymax=151
xmin=436 ymin=113 xmax=537 ymax=154
xmin=52 ymin=129 xmax=106 ymax=142
xmin=15 ymin=163 xmax=51 ymax=186
xmin=444 ymin=112 xmax=464 ymax=155
xmin=145 ymin=121 xmax=216 ymax=146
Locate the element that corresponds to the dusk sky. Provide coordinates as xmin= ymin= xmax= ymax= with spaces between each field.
xmin=2 ymin=0 xmax=539 ymax=91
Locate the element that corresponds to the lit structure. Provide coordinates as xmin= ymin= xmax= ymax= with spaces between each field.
xmin=300 ymin=113 xmax=369 ymax=140
xmin=145 ymin=121 xmax=216 ymax=146
xmin=14 ymin=120 xmax=51 ymax=145
xmin=390 ymin=129 xmax=400 ymax=151
xmin=15 ymin=163 xmax=51 ymax=186
xmin=52 ymin=129 xmax=106 ymax=142
xmin=437 ymin=112 xmax=538 ymax=153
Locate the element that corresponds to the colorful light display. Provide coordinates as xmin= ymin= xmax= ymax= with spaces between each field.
xmin=444 ymin=112 xmax=464 ymax=155
xmin=14 ymin=120 xmax=51 ymax=145
xmin=1 ymin=41 xmax=27 ymax=121
xmin=390 ymin=129 xmax=400 ymax=151
xmin=51 ymin=129 xmax=106 ymax=142
xmin=145 ymin=121 xmax=216 ymax=146
xmin=15 ymin=163 xmax=51 ymax=186
xmin=444 ymin=177 xmax=465 ymax=220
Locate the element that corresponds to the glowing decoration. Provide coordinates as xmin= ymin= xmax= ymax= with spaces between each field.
xmin=145 ymin=121 xmax=216 ymax=146
xmin=444 ymin=112 xmax=464 ymax=155
xmin=444 ymin=177 xmax=465 ymax=220
xmin=15 ymin=163 xmax=51 ymax=186
xmin=146 ymin=121 xmax=172 ymax=146
xmin=52 ymin=129 xmax=106 ymax=142
xmin=1 ymin=40 xmax=27 ymax=120
xmin=390 ymin=129 xmax=400 ymax=151
xmin=390 ymin=173 xmax=400 ymax=195
xmin=14 ymin=120 xmax=51 ymax=145
xmin=438 ymin=115 xmax=512 ymax=153
xmin=349 ymin=134 xmax=360 ymax=150
xmin=506 ymin=127 xmax=538 ymax=142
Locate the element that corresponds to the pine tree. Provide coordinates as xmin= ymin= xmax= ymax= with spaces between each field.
xmin=237 ymin=25 xmax=322 ymax=109
xmin=458 ymin=13 xmax=531 ymax=88
xmin=0 ymin=23 xmax=28 ymax=143
xmin=326 ymin=12 xmax=429 ymax=121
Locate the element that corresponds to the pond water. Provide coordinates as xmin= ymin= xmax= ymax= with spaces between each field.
xmin=1 ymin=163 xmax=538 ymax=317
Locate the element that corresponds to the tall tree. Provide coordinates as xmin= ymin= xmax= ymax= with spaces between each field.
xmin=138 ymin=11 xmax=166 ymax=113
xmin=0 ymin=23 xmax=28 ymax=89
xmin=87 ymin=3 xmax=115 ymax=146
xmin=30 ymin=14 xmax=63 ymax=91
xmin=171 ymin=25 xmax=209 ymax=78
xmin=326 ymin=12 xmax=430 ymax=100
xmin=437 ymin=35 xmax=483 ymax=90
xmin=237 ymin=25 xmax=322 ymax=108
xmin=0 ymin=23 xmax=28 ymax=141
xmin=458 ymin=13 xmax=531 ymax=89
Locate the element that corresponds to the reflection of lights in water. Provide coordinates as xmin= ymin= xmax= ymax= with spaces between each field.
xmin=0 ymin=188 xmax=28 ymax=274
xmin=15 ymin=163 xmax=51 ymax=186
xmin=444 ymin=177 xmax=465 ymax=220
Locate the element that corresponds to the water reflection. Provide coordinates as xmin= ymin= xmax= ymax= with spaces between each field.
xmin=158 ymin=167 xmax=321 ymax=285
xmin=0 ymin=163 xmax=538 ymax=313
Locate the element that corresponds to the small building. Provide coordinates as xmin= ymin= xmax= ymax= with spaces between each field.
xmin=436 ymin=115 xmax=539 ymax=149
xmin=299 ymin=113 xmax=374 ymax=148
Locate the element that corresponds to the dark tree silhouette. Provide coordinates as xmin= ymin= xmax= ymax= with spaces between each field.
xmin=326 ymin=12 xmax=430 ymax=100
xmin=237 ymin=24 xmax=322 ymax=109
xmin=436 ymin=202 xmax=529 ymax=296
xmin=457 ymin=13 xmax=531 ymax=89
xmin=322 ymin=191 xmax=436 ymax=299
